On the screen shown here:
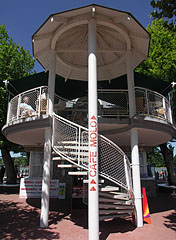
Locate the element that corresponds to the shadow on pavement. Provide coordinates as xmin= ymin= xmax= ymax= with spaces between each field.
xmin=148 ymin=192 xmax=176 ymax=214
xmin=0 ymin=199 xmax=60 ymax=239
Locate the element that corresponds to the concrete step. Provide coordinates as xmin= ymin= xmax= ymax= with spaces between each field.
xmin=52 ymin=156 xmax=64 ymax=160
xmin=99 ymin=186 xmax=119 ymax=192
xmin=55 ymin=145 xmax=89 ymax=151
xmin=57 ymin=141 xmax=78 ymax=145
xmin=99 ymin=209 xmax=133 ymax=215
xmin=99 ymin=192 xmax=129 ymax=201
xmin=99 ymin=203 xmax=134 ymax=209
xmin=99 ymin=197 xmax=130 ymax=204
xmin=68 ymin=171 xmax=88 ymax=176
xmin=57 ymin=164 xmax=78 ymax=168
xmin=52 ymin=155 xmax=88 ymax=162
xmin=99 ymin=213 xmax=129 ymax=221
xmin=54 ymin=149 xmax=89 ymax=157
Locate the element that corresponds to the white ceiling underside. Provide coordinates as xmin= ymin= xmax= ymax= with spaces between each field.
xmin=33 ymin=5 xmax=150 ymax=81
xmin=6 ymin=124 xmax=172 ymax=147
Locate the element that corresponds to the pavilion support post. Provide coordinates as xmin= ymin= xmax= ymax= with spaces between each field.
xmin=40 ymin=49 xmax=56 ymax=228
xmin=88 ymin=17 xmax=99 ymax=240
xmin=127 ymin=51 xmax=143 ymax=228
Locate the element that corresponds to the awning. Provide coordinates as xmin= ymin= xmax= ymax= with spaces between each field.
xmin=7 ymin=71 xmax=171 ymax=100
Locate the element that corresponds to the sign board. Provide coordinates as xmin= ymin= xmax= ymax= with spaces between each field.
xmin=89 ymin=115 xmax=98 ymax=192
xmin=19 ymin=178 xmax=61 ymax=198
xmin=58 ymin=183 xmax=66 ymax=199
xmin=72 ymin=186 xmax=88 ymax=198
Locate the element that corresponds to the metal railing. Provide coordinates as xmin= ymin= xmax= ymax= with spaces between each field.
xmin=6 ymin=86 xmax=173 ymax=125
xmin=56 ymin=87 xmax=172 ymax=123
xmin=7 ymin=86 xmax=48 ymax=124
xmin=135 ymin=87 xmax=173 ymax=123
xmin=52 ymin=113 xmax=133 ymax=194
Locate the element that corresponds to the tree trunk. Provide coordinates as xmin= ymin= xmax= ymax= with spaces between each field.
xmin=160 ymin=143 xmax=176 ymax=186
xmin=1 ymin=147 xmax=17 ymax=184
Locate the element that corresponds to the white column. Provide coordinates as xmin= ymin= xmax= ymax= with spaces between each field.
xmin=40 ymin=50 xmax=56 ymax=228
xmin=131 ymin=128 xmax=143 ymax=227
xmin=127 ymin=51 xmax=143 ymax=227
xmin=88 ymin=18 xmax=99 ymax=240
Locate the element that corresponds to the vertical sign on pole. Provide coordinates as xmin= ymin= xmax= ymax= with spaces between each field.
xmin=88 ymin=9 xmax=99 ymax=240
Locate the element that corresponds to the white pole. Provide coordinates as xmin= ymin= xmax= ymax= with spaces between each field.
xmin=40 ymin=49 xmax=56 ymax=228
xmin=126 ymin=51 xmax=143 ymax=228
xmin=88 ymin=17 xmax=99 ymax=240
xmin=130 ymin=128 xmax=143 ymax=227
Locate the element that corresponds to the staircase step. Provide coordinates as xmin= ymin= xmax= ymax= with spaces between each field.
xmin=99 ymin=192 xmax=129 ymax=200
xmin=99 ymin=209 xmax=133 ymax=214
xmin=52 ymin=156 xmax=64 ymax=160
xmin=57 ymin=164 xmax=77 ymax=168
xmin=99 ymin=213 xmax=129 ymax=221
xmin=54 ymin=150 xmax=89 ymax=157
xmin=99 ymin=197 xmax=130 ymax=204
xmin=68 ymin=171 xmax=88 ymax=176
xmin=57 ymin=141 xmax=78 ymax=145
xmin=99 ymin=186 xmax=119 ymax=192
xmin=99 ymin=203 xmax=134 ymax=209
xmin=55 ymin=145 xmax=89 ymax=151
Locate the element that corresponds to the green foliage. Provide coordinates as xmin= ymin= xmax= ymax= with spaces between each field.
xmin=14 ymin=155 xmax=28 ymax=167
xmin=150 ymin=0 xmax=176 ymax=25
xmin=0 ymin=24 xmax=34 ymax=83
xmin=136 ymin=19 xmax=176 ymax=83
xmin=147 ymin=147 xmax=165 ymax=167
xmin=0 ymin=24 xmax=35 ymax=150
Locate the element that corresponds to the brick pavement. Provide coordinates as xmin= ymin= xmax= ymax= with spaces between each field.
xmin=0 ymin=192 xmax=175 ymax=240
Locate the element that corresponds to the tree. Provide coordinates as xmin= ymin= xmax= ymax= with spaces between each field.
xmin=136 ymin=19 xmax=176 ymax=81
xmin=147 ymin=147 xmax=165 ymax=167
xmin=150 ymin=0 xmax=176 ymax=25
xmin=136 ymin=19 xmax=176 ymax=185
xmin=0 ymin=24 xmax=35 ymax=183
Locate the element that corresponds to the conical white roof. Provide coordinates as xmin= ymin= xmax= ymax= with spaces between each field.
xmin=32 ymin=4 xmax=150 ymax=81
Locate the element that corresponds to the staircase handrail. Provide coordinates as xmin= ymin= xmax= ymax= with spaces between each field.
xmin=52 ymin=113 xmax=133 ymax=195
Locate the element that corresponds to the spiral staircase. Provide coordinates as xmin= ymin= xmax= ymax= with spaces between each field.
xmin=52 ymin=113 xmax=134 ymax=221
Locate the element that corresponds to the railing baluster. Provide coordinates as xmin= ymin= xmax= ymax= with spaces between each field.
xmin=17 ymin=95 xmax=21 ymax=120
xmin=38 ymin=87 xmax=42 ymax=117
xmin=6 ymin=101 xmax=11 ymax=125
xmin=169 ymin=103 xmax=173 ymax=124
xmin=145 ymin=88 xmax=149 ymax=116
xmin=162 ymin=97 xmax=166 ymax=120
xmin=78 ymin=127 xmax=81 ymax=165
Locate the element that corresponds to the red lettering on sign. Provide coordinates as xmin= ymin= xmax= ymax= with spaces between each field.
xmin=90 ymin=132 xmax=97 ymax=139
xmin=90 ymin=186 xmax=96 ymax=191
xmin=90 ymin=164 xmax=96 ymax=171
xmin=90 ymin=139 xmax=97 ymax=147
xmin=90 ymin=151 xmax=97 ymax=158
xmin=90 ymin=170 xmax=96 ymax=177
xmin=90 ymin=179 xmax=96 ymax=184
xmin=91 ymin=115 xmax=96 ymax=120
xmin=90 ymin=151 xmax=97 ymax=162
xmin=90 ymin=120 xmax=97 ymax=128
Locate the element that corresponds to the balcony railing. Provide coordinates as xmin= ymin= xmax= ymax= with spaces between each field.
xmin=7 ymin=86 xmax=48 ymax=124
xmin=135 ymin=87 xmax=173 ymax=124
xmin=6 ymin=86 xmax=173 ymax=125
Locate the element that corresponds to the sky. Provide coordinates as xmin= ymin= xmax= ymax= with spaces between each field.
xmin=0 ymin=0 xmax=154 ymax=72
